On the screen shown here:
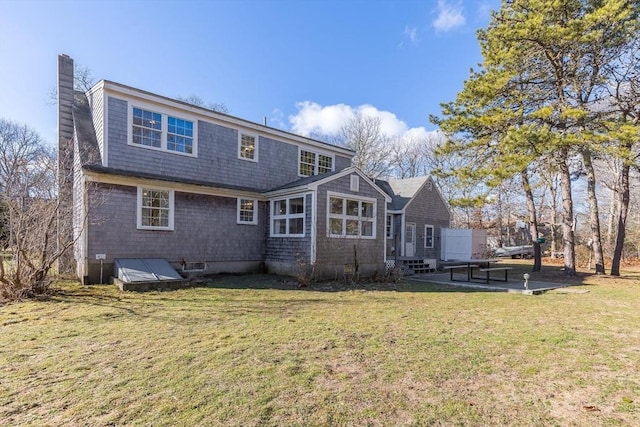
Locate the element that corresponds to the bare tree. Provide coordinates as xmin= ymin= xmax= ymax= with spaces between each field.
xmin=604 ymin=38 xmax=640 ymax=275
xmin=48 ymin=64 xmax=95 ymax=103
xmin=340 ymin=113 xmax=391 ymax=178
xmin=176 ymin=94 xmax=230 ymax=114
xmin=0 ymin=119 xmax=76 ymax=300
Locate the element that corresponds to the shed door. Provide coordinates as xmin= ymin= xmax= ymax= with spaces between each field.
xmin=405 ymin=223 xmax=416 ymax=257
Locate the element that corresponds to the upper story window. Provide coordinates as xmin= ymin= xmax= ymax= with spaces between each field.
xmin=424 ymin=225 xmax=434 ymax=248
xmin=299 ymin=149 xmax=333 ymax=177
xmin=130 ymin=105 xmax=197 ymax=156
xmin=238 ymin=132 xmax=258 ymax=161
xmin=137 ymin=187 xmax=174 ymax=230
xmin=167 ymin=117 xmax=194 ymax=154
xmin=132 ymin=108 xmax=162 ymax=148
xmin=327 ymin=193 xmax=376 ymax=239
xmin=237 ymin=198 xmax=258 ymax=225
xmin=271 ymin=196 xmax=305 ymax=237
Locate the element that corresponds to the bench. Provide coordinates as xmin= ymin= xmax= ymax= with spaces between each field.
xmin=478 ymin=267 xmax=513 ymax=283
xmin=442 ymin=264 xmax=479 ymax=281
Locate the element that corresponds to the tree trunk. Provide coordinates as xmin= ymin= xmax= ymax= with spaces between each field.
xmin=611 ymin=161 xmax=630 ymax=276
xmin=581 ymin=148 xmax=606 ymax=274
xmin=521 ymin=170 xmax=541 ymax=271
xmin=497 ymin=185 xmax=504 ymax=247
xmin=606 ymin=184 xmax=618 ymax=255
xmin=558 ymin=153 xmax=576 ymax=276
xmin=546 ymin=171 xmax=560 ymax=258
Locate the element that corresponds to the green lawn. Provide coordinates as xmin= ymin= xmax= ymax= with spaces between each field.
xmin=1 ymin=265 xmax=639 ymax=426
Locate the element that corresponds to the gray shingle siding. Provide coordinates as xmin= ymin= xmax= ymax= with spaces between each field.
xmin=84 ymin=183 xmax=266 ymax=283
xmin=403 ymin=180 xmax=450 ymax=260
xmin=314 ymin=173 xmax=386 ymax=277
xmin=105 ymin=96 xmax=352 ymax=191
xmin=72 ymin=131 xmax=85 ymax=279
xmin=86 ymin=89 xmax=104 ymax=162
xmin=265 ymin=194 xmax=312 ymax=267
xmin=334 ymin=155 xmax=351 ymax=171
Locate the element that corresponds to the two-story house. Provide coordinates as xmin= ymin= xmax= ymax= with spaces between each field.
xmin=57 ymin=54 xmax=450 ymax=284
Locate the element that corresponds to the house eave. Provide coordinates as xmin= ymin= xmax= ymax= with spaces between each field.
xmin=307 ymin=167 xmax=392 ymax=202
xmin=82 ymin=166 xmax=264 ymax=200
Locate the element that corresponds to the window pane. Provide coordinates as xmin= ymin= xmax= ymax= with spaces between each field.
xmin=318 ymin=154 xmax=332 ymax=173
xmin=346 ymin=219 xmax=359 ymax=235
xmin=274 ymin=200 xmax=286 ymax=216
xmin=329 ymin=218 xmax=342 ymax=235
xmin=425 ymin=226 xmax=434 ymax=247
xmin=289 ymin=197 xmax=304 ymax=214
xmin=274 ymin=219 xmax=287 ymax=234
xmin=241 ymin=199 xmax=254 ymax=210
xmin=330 ymin=197 xmax=343 ymax=214
xmin=299 ymin=150 xmax=315 ymax=176
xmin=289 ymin=218 xmax=304 ymax=234
xmin=240 ymin=134 xmax=256 ymax=159
xmin=362 ymin=202 xmax=374 ymax=218
xmin=362 ymin=221 xmax=373 ymax=237
xmin=299 ymin=163 xmax=314 ymax=176
xmin=240 ymin=199 xmax=255 ymax=222
xmin=346 ymin=200 xmax=359 ymax=216
xmin=167 ymin=116 xmax=194 ymax=153
xmin=141 ymin=188 xmax=170 ymax=228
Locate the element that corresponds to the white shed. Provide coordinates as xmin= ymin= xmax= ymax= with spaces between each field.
xmin=440 ymin=228 xmax=487 ymax=260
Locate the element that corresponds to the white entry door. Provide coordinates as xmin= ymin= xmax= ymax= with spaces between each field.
xmin=405 ymin=223 xmax=416 ymax=257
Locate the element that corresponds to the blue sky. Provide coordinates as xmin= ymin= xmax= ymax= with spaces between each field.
xmin=0 ymin=0 xmax=499 ymax=146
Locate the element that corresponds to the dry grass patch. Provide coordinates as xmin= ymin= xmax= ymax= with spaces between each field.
xmin=1 ymin=265 xmax=639 ymax=426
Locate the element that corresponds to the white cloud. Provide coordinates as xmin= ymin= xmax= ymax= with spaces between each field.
xmin=289 ymin=101 xmax=356 ymax=136
xmin=404 ymin=25 xmax=418 ymax=45
xmin=268 ymin=108 xmax=286 ymax=129
xmin=433 ymin=0 xmax=466 ymax=32
xmin=288 ymin=101 xmax=439 ymax=143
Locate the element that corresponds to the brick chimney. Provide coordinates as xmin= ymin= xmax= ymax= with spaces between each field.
xmin=57 ymin=54 xmax=75 ymax=274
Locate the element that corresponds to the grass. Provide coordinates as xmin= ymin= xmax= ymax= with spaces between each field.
xmin=1 ymin=261 xmax=639 ymax=426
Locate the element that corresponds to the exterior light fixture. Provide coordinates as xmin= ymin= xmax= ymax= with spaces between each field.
xmin=523 ymin=273 xmax=530 ymax=290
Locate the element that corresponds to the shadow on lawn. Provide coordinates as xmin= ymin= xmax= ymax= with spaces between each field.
xmin=202 ymin=273 xmax=494 ymax=293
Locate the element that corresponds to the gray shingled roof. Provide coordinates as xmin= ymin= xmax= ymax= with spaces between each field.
xmin=268 ymin=169 xmax=345 ymax=192
xmin=72 ymin=91 xmax=102 ymax=167
xmin=376 ymin=176 xmax=429 ymax=211
xmin=82 ymin=164 xmax=261 ymax=193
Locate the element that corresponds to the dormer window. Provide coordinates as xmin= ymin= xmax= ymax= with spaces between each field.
xmin=132 ymin=108 xmax=162 ymax=148
xmin=299 ymin=149 xmax=333 ymax=177
xmin=129 ymin=105 xmax=197 ymax=156
xmin=238 ymin=132 xmax=258 ymax=161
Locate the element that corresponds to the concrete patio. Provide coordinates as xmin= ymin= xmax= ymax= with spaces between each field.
xmin=406 ymin=271 xmax=573 ymax=295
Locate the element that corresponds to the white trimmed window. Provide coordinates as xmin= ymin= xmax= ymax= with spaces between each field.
xmin=130 ymin=105 xmax=197 ymax=156
xmin=237 ymin=198 xmax=258 ymax=224
xmin=238 ymin=132 xmax=258 ymax=161
xmin=299 ymin=149 xmax=334 ymax=177
xmin=424 ymin=225 xmax=434 ymax=248
xmin=350 ymin=174 xmax=360 ymax=192
xmin=271 ymin=196 xmax=305 ymax=236
xmin=137 ymin=187 xmax=174 ymax=230
xmin=386 ymin=215 xmax=393 ymax=239
xmin=328 ymin=193 xmax=376 ymax=239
